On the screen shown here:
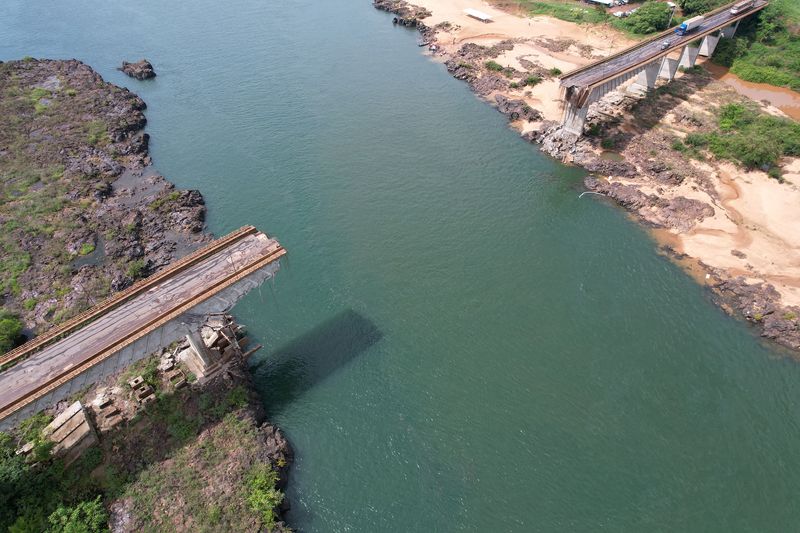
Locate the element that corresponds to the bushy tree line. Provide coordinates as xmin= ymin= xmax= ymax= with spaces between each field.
xmin=713 ymin=0 xmax=800 ymax=90
xmin=679 ymin=103 xmax=800 ymax=178
xmin=620 ymin=1 xmax=673 ymax=34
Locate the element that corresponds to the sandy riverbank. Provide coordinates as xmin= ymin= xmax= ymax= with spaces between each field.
xmin=415 ymin=0 xmax=637 ymax=120
xmin=374 ymin=0 xmax=800 ymax=351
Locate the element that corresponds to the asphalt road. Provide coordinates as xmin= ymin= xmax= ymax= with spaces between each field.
xmin=562 ymin=0 xmax=768 ymax=89
xmin=0 ymin=232 xmax=280 ymax=414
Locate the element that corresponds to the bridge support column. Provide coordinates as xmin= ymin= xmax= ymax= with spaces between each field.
xmin=632 ymin=60 xmax=660 ymax=92
xmin=562 ymin=85 xmax=605 ymax=135
xmin=185 ymin=329 xmax=219 ymax=370
xmin=721 ymin=20 xmax=740 ymax=39
xmin=678 ymin=45 xmax=700 ymax=69
xmin=699 ymin=34 xmax=720 ymax=57
xmin=658 ymin=56 xmax=680 ymax=81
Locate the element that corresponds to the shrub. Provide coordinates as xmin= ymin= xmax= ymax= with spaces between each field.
xmin=524 ymin=75 xmax=542 ymax=86
xmin=768 ymin=167 xmax=784 ymax=182
xmin=246 ymin=465 xmax=284 ymax=529
xmin=671 ymin=138 xmax=686 ymax=152
xmin=684 ymin=133 xmax=708 ymax=147
xmin=600 ymin=137 xmax=616 ymax=150
xmin=0 ymin=310 xmax=24 ymax=354
xmin=78 ymin=243 xmax=95 ymax=256
xmin=47 ymin=497 xmax=108 ymax=533
xmin=549 ymin=67 xmax=562 ymax=76
xmin=126 ymin=259 xmax=146 ymax=280
xmin=484 ymin=60 xmax=503 ymax=72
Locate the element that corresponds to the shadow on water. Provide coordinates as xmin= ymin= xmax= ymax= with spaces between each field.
xmin=250 ymin=309 xmax=383 ymax=415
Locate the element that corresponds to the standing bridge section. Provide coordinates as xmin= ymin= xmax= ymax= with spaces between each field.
xmin=559 ymin=0 xmax=769 ymax=134
xmin=0 ymin=226 xmax=286 ymax=429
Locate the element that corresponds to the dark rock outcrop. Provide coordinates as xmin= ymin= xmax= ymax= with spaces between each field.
xmin=119 ymin=59 xmax=156 ymax=80
xmin=494 ymin=94 xmax=542 ymax=122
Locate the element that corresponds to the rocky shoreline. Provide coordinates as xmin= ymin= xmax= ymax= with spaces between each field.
xmin=0 ymin=58 xmax=211 ymax=332
xmin=0 ymin=58 xmax=294 ymax=529
xmin=371 ymin=0 xmax=800 ymax=354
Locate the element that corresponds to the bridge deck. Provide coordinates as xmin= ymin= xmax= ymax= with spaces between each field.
xmin=0 ymin=229 xmax=284 ymax=420
xmin=560 ymin=0 xmax=768 ymax=90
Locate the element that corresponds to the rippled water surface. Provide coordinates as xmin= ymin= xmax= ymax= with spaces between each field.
xmin=3 ymin=1 xmax=800 ymax=531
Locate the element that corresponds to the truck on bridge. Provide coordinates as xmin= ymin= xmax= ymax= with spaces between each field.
xmin=675 ymin=15 xmax=705 ymax=35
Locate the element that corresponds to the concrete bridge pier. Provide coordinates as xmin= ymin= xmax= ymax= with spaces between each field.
xmin=699 ymin=33 xmax=721 ymax=57
xmin=631 ymin=60 xmax=661 ymax=92
xmin=658 ymin=54 xmax=680 ymax=81
xmin=678 ymin=44 xmax=701 ymax=69
xmin=562 ymin=86 xmax=602 ymax=135
xmin=721 ymin=19 xmax=740 ymax=38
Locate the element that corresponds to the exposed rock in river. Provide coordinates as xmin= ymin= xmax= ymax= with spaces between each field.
xmin=119 ymin=59 xmax=156 ymax=80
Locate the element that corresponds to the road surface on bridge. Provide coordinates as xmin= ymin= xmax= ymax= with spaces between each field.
xmin=0 ymin=227 xmax=284 ymax=421
xmin=561 ymin=0 xmax=769 ymax=91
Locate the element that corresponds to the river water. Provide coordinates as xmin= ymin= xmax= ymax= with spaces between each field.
xmin=3 ymin=1 xmax=800 ymax=531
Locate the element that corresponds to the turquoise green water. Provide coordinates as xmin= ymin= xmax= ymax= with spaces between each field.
xmin=3 ymin=1 xmax=800 ymax=531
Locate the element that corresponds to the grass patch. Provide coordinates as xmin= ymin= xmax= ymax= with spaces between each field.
xmin=503 ymin=0 xmax=609 ymax=24
xmin=484 ymin=60 xmax=504 ymax=72
xmin=149 ymin=190 xmax=181 ymax=211
xmin=78 ymin=242 xmax=95 ymax=256
xmin=524 ymin=74 xmax=542 ymax=86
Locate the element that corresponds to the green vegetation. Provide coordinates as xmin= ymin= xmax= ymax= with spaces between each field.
xmin=84 ymin=121 xmax=108 ymax=147
xmin=245 ymin=464 xmax=284 ymax=529
xmin=484 ymin=60 xmax=504 ymax=72
xmin=524 ymin=74 xmax=543 ymax=86
xmin=618 ymin=1 xmax=672 ymax=34
xmin=47 ymin=497 xmax=108 ymax=533
xmin=681 ymin=103 xmax=800 ymax=178
xmin=712 ymin=0 xmax=800 ymax=90
xmin=0 ymin=416 xmax=105 ymax=532
xmin=675 ymin=0 xmax=724 ymax=15
xmin=504 ymin=0 xmax=609 ymax=24
xmin=549 ymin=67 xmax=562 ymax=76
xmin=125 ymin=259 xmax=146 ymax=280
xmin=0 ymin=61 xmax=123 ymax=327
xmin=600 ymin=136 xmax=617 ymax=149
xmin=149 ymin=190 xmax=181 ymax=211
xmin=78 ymin=243 xmax=95 ymax=256
xmin=0 ymin=309 xmax=24 ymax=353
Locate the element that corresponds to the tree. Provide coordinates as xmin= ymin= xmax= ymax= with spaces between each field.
xmin=677 ymin=0 xmax=726 ymax=16
xmin=624 ymin=1 xmax=673 ymax=34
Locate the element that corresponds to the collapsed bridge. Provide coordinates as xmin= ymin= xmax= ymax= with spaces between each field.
xmin=559 ymin=0 xmax=769 ymax=134
xmin=0 ymin=226 xmax=285 ymax=429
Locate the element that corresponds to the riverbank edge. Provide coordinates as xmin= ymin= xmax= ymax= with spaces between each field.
xmin=371 ymin=0 xmax=800 ymax=354
xmin=0 ymin=58 xmax=295 ymax=530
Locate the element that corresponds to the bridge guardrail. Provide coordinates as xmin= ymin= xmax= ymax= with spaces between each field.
xmin=0 ymin=225 xmax=260 ymax=371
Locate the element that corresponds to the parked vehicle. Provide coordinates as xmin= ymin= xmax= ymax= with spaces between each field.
xmin=730 ymin=0 xmax=755 ymax=15
xmin=660 ymin=40 xmax=670 ymax=50
xmin=675 ymin=15 xmax=704 ymax=36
